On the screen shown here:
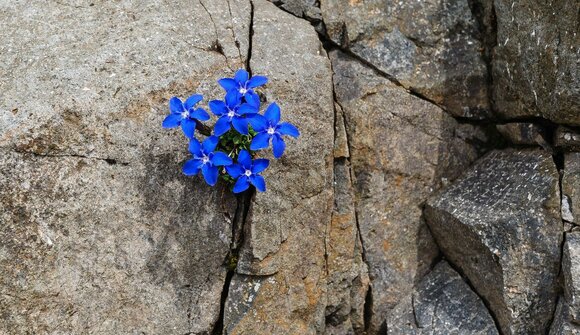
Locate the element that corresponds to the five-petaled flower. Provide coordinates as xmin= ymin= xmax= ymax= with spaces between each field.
xmin=226 ymin=150 xmax=269 ymax=193
xmin=209 ymin=91 xmax=260 ymax=136
xmin=218 ymin=69 xmax=267 ymax=107
xmin=183 ymin=136 xmax=232 ymax=186
xmin=250 ymin=102 xmax=300 ymax=158
xmin=162 ymin=94 xmax=210 ymax=138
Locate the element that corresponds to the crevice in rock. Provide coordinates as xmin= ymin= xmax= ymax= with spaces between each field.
xmin=12 ymin=149 xmax=130 ymax=166
xmin=225 ymin=0 xmax=244 ymax=64
xmin=246 ymin=0 xmax=255 ymax=75
xmin=213 ymin=188 xmax=255 ymax=335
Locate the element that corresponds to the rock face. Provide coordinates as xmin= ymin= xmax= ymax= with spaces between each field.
xmin=492 ymin=0 xmax=580 ymax=125
xmin=549 ymin=299 xmax=580 ymax=335
xmin=425 ymin=149 xmax=562 ymax=335
xmin=496 ymin=122 xmax=550 ymax=148
xmin=563 ymin=153 xmax=580 ymax=225
xmin=321 ymin=0 xmax=490 ymax=118
xmin=388 ymin=261 xmax=499 ymax=335
xmin=222 ymin=1 xmax=335 ymax=334
xmin=331 ymin=49 xmax=482 ymax=332
xmin=563 ymin=232 xmax=580 ymax=323
xmin=0 ymin=0 xmax=252 ymax=333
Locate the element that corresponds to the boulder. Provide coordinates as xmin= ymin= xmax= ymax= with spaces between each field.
xmin=563 ymin=232 xmax=580 ymax=323
xmin=492 ymin=0 xmax=580 ymax=125
xmin=388 ymin=261 xmax=499 ymax=335
xmin=0 ymin=0 xmax=251 ymax=333
xmin=321 ymin=0 xmax=490 ymax=118
xmin=425 ymin=149 xmax=562 ymax=335
xmin=331 ymin=49 xmax=482 ymax=333
xmin=549 ymin=299 xmax=580 ymax=335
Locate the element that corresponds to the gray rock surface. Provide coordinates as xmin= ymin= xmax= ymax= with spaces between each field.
xmin=492 ymin=0 xmax=580 ymax=125
xmin=549 ymin=299 xmax=580 ymax=335
xmin=222 ymin=1 xmax=335 ymax=334
xmin=425 ymin=149 xmax=562 ymax=335
xmin=321 ymin=0 xmax=490 ymax=118
xmin=331 ymin=49 xmax=482 ymax=333
xmin=563 ymin=153 xmax=580 ymax=225
xmin=388 ymin=261 xmax=499 ymax=335
xmin=268 ymin=0 xmax=323 ymax=31
xmin=563 ymin=232 xmax=580 ymax=323
xmin=0 ymin=0 xmax=251 ymax=333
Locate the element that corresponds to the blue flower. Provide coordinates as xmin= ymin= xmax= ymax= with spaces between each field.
xmin=162 ymin=94 xmax=210 ymax=138
xmin=250 ymin=102 xmax=300 ymax=158
xmin=218 ymin=69 xmax=267 ymax=107
xmin=226 ymin=150 xmax=269 ymax=193
xmin=209 ymin=91 xmax=260 ymax=136
xmin=183 ymin=136 xmax=232 ymax=186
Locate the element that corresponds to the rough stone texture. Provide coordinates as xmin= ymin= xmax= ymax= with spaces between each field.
xmin=325 ymin=157 xmax=370 ymax=335
xmin=331 ymin=49 xmax=482 ymax=333
xmin=496 ymin=122 xmax=550 ymax=148
xmin=555 ymin=127 xmax=580 ymax=152
xmin=388 ymin=261 xmax=499 ymax=335
xmin=222 ymin=0 xmax=335 ymax=334
xmin=321 ymin=0 xmax=490 ymax=118
xmin=563 ymin=153 xmax=580 ymax=225
xmin=268 ymin=0 xmax=323 ymax=32
xmin=563 ymin=232 xmax=580 ymax=323
xmin=0 ymin=0 xmax=252 ymax=333
xmin=549 ymin=299 xmax=580 ymax=335
xmin=492 ymin=0 xmax=580 ymax=125
xmin=425 ymin=149 xmax=562 ymax=335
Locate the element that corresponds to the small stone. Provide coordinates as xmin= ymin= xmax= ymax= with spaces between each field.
xmin=556 ymin=127 xmax=580 ymax=152
xmin=496 ymin=122 xmax=550 ymax=149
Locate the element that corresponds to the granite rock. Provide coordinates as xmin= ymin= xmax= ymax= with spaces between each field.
xmin=563 ymin=232 xmax=580 ymax=323
xmin=563 ymin=153 xmax=580 ymax=225
xmin=492 ymin=0 xmax=580 ymax=125
xmin=496 ymin=122 xmax=550 ymax=149
xmin=0 ymin=0 xmax=251 ymax=333
xmin=321 ymin=0 xmax=490 ymax=118
xmin=555 ymin=127 xmax=580 ymax=152
xmin=425 ymin=149 xmax=562 ymax=335
xmin=387 ymin=261 xmax=499 ymax=335
xmin=549 ymin=299 xmax=580 ymax=335
xmin=331 ymin=49 xmax=482 ymax=333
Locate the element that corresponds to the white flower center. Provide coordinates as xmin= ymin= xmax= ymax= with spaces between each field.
xmin=202 ymin=156 xmax=210 ymax=164
xmin=239 ymin=87 xmax=248 ymax=95
xmin=267 ymin=127 xmax=275 ymax=135
xmin=244 ymin=169 xmax=252 ymax=177
xmin=227 ymin=110 xmax=235 ymax=118
xmin=181 ymin=111 xmax=189 ymax=119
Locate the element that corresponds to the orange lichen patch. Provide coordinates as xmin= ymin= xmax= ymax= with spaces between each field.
xmin=382 ymin=239 xmax=391 ymax=252
xmin=394 ymin=174 xmax=404 ymax=187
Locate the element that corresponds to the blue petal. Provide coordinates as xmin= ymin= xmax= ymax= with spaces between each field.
xmin=250 ymin=132 xmax=271 ymax=150
xmin=250 ymin=175 xmax=266 ymax=192
xmin=181 ymin=118 xmax=196 ymax=138
xmin=251 ymin=159 xmax=269 ymax=174
xmin=188 ymin=138 xmax=202 ymax=156
xmin=272 ymin=133 xmax=286 ymax=158
xmin=209 ymin=100 xmax=227 ymax=116
xmin=237 ymin=150 xmax=252 ymax=169
xmin=247 ymin=114 xmax=267 ymax=132
xmin=245 ymin=91 xmax=260 ymax=108
xmin=203 ymin=135 xmax=219 ymax=153
xmin=169 ymin=97 xmax=185 ymax=114
xmin=190 ymin=108 xmax=210 ymax=121
xmin=225 ymin=90 xmax=241 ymax=108
xmin=247 ymin=76 xmax=268 ymax=88
xmin=201 ymin=164 xmax=219 ymax=186
xmin=238 ymin=103 xmax=258 ymax=115
xmin=226 ymin=164 xmax=244 ymax=178
xmin=214 ymin=116 xmax=232 ymax=136
xmin=218 ymin=78 xmax=237 ymax=92
xmin=184 ymin=94 xmax=203 ymax=110
xmin=212 ymin=151 xmax=233 ymax=166
xmin=183 ymin=159 xmax=202 ymax=176
xmin=162 ymin=113 xmax=182 ymax=128
xmin=233 ymin=175 xmax=250 ymax=193
xmin=264 ymin=102 xmax=281 ymax=125
xmin=232 ymin=117 xmax=249 ymax=135
xmin=277 ymin=122 xmax=300 ymax=137
xmin=234 ymin=69 xmax=249 ymax=85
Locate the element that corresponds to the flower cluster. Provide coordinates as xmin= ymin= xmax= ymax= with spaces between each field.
xmin=162 ymin=69 xmax=300 ymax=193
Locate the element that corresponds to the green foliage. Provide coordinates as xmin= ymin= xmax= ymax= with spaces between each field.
xmin=216 ymin=127 xmax=258 ymax=187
